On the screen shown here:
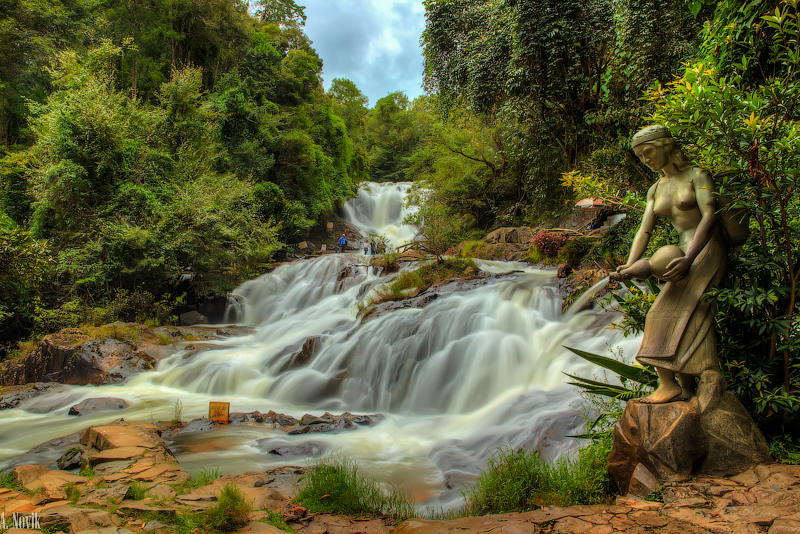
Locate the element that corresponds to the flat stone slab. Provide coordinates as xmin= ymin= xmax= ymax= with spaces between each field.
xmin=87 ymin=446 xmax=146 ymax=465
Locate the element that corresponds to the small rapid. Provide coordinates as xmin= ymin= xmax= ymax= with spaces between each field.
xmin=0 ymin=184 xmax=642 ymax=510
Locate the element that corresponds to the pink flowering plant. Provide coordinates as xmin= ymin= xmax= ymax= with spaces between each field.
xmin=532 ymin=232 xmax=569 ymax=257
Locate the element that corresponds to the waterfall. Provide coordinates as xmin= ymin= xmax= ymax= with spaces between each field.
xmin=341 ymin=182 xmax=418 ymax=248
xmin=0 ymin=183 xmax=643 ymax=511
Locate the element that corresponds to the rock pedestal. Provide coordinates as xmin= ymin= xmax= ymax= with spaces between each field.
xmin=608 ymin=370 xmax=772 ymax=496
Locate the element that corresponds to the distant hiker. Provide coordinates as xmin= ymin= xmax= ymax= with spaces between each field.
xmin=337 ymin=234 xmax=347 ymax=253
xmin=363 ymin=240 xmax=370 ymax=254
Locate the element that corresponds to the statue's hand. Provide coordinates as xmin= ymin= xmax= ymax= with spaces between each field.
xmin=663 ymin=257 xmax=691 ymax=282
xmin=610 ymin=264 xmax=632 ymax=282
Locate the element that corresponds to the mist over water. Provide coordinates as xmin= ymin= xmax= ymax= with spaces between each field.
xmin=0 ymin=184 xmax=642 ymax=510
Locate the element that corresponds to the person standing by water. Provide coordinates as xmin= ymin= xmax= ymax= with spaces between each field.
xmin=610 ymin=125 xmax=730 ymax=404
xmin=363 ymin=239 xmax=370 ymax=255
xmin=337 ymin=233 xmax=348 ymax=253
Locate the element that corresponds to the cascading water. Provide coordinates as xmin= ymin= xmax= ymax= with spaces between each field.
xmin=341 ymin=182 xmax=418 ymax=248
xmin=0 ymin=184 xmax=642 ymax=510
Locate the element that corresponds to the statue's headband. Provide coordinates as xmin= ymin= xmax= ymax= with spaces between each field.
xmin=631 ymin=126 xmax=673 ymax=148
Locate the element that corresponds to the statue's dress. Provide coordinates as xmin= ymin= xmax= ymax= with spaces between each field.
xmin=635 ymin=227 xmax=727 ymax=375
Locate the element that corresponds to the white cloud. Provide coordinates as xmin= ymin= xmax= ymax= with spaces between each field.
xmin=302 ymin=0 xmax=426 ymax=107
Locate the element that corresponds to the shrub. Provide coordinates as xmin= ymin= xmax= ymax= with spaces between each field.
xmin=558 ymin=237 xmax=594 ymax=266
xmin=460 ymin=240 xmax=489 ymax=258
xmin=463 ymin=440 xmax=615 ymax=515
xmin=369 ymin=252 xmax=399 ymax=273
xmin=296 ymin=455 xmax=414 ymax=520
xmin=201 ymin=483 xmax=252 ymax=532
xmin=532 ymin=232 xmax=569 ymax=257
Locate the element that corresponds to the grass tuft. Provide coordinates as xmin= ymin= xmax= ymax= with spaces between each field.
xmin=0 ymin=472 xmax=23 ymax=491
xmin=64 ymin=482 xmax=82 ymax=504
xmin=259 ymin=510 xmax=296 ymax=532
xmin=177 ymin=467 xmax=221 ymax=493
xmin=296 ymin=455 xmax=414 ymax=521
xmin=463 ymin=440 xmax=615 ymax=515
xmin=79 ymin=464 xmax=95 ymax=479
xmin=201 ymin=483 xmax=252 ymax=532
xmin=127 ymin=480 xmax=149 ymax=500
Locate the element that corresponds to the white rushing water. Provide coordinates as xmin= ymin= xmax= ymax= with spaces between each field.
xmin=0 ymin=183 xmax=642 ymax=510
xmin=341 ymin=181 xmax=418 ymax=248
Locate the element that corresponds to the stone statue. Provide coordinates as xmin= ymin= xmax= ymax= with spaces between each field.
xmin=610 ymin=125 xmax=727 ymax=404
xmin=605 ymin=126 xmax=772 ymax=494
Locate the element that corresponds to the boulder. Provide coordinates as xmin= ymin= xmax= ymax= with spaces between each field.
xmin=174 ymin=417 xmax=215 ymax=435
xmin=0 ymin=383 xmax=69 ymax=410
xmin=179 ymin=311 xmax=208 ymax=326
xmin=609 ymin=370 xmax=771 ymax=496
xmin=0 ymin=329 xmax=157 ymax=386
xmin=69 ymin=397 xmax=129 ymax=416
xmin=57 ymin=447 xmax=83 ymax=470
xmin=280 ymin=336 xmax=322 ymax=372
xmin=484 ymin=226 xmax=536 ymax=244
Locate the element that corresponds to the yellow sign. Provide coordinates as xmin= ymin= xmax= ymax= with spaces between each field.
xmin=209 ymin=402 xmax=230 ymax=424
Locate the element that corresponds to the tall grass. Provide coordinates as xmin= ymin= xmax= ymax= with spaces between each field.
xmin=201 ymin=483 xmax=252 ymax=532
xmin=296 ymin=455 xmax=414 ymax=521
xmin=463 ymin=440 xmax=615 ymax=515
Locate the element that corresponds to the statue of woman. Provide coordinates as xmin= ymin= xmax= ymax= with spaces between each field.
xmin=611 ymin=125 xmax=728 ymax=404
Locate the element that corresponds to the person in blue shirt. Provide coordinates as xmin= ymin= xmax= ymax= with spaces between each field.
xmin=337 ymin=234 xmax=347 ymax=252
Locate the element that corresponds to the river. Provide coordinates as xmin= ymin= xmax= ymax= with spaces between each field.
xmin=0 ymin=182 xmax=641 ymax=510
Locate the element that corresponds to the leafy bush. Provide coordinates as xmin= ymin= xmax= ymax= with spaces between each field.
xmin=296 ymin=455 xmax=414 ymax=520
xmin=558 ymin=237 xmax=594 ymax=266
xmin=532 ymin=232 xmax=569 ymax=257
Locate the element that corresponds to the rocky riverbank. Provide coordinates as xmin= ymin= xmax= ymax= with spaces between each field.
xmin=0 ymin=323 xmax=254 ymax=388
xmin=1 ymin=418 xmax=798 ymax=534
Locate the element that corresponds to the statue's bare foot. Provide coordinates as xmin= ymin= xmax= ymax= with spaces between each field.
xmin=639 ymin=383 xmax=685 ymax=404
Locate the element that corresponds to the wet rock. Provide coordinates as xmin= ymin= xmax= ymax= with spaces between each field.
xmin=5 ymin=430 xmax=83 ymax=471
xmin=57 ymin=447 xmax=83 ymax=470
xmin=256 ymin=439 xmax=325 ymax=458
xmin=174 ymin=418 xmax=214 ymax=435
xmin=287 ymin=425 xmax=310 ymax=435
xmin=69 ymin=397 xmax=129 ymax=416
xmin=266 ymin=411 xmax=299 ymax=427
xmin=348 ymin=413 xmax=384 ymax=426
xmin=81 ymin=421 xmax=161 ymax=450
xmin=557 ymin=264 xmax=573 ymax=278
xmin=281 ymin=336 xmax=322 ymax=372
xmin=0 ymin=383 xmax=69 ymax=410
xmin=179 ymin=311 xmax=208 ymax=326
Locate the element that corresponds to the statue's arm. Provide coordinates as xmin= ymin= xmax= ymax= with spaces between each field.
xmin=619 ymin=184 xmax=657 ymax=270
xmin=663 ymin=169 xmax=717 ymax=281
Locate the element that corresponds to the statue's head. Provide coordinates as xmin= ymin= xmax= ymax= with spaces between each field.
xmin=632 ymin=125 xmax=691 ymax=175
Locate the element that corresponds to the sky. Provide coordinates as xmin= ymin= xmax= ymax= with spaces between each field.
xmin=302 ymin=0 xmax=427 ymax=107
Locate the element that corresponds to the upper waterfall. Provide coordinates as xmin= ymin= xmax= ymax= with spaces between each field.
xmin=342 ymin=182 xmax=418 ymax=248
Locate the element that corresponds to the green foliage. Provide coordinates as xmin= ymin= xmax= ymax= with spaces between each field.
xmin=770 ymin=435 xmax=800 ymax=465
xmin=565 ymin=346 xmax=657 ymax=401
xmin=460 ymin=240 xmax=490 ymax=259
xmin=259 ymin=510 xmax=296 ymax=533
xmin=463 ymin=440 xmax=615 ymax=515
xmin=181 ymin=467 xmax=222 ymax=491
xmin=0 ymin=471 xmax=24 ymax=491
xmin=648 ymin=0 xmax=800 ymax=429
xmin=404 ymin=191 xmax=463 ymax=262
xmin=79 ymin=464 xmax=95 ymax=479
xmin=558 ymin=238 xmax=595 ymax=266
xmin=296 ymin=455 xmax=414 ymax=521
xmin=605 ymin=280 xmax=660 ymax=338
